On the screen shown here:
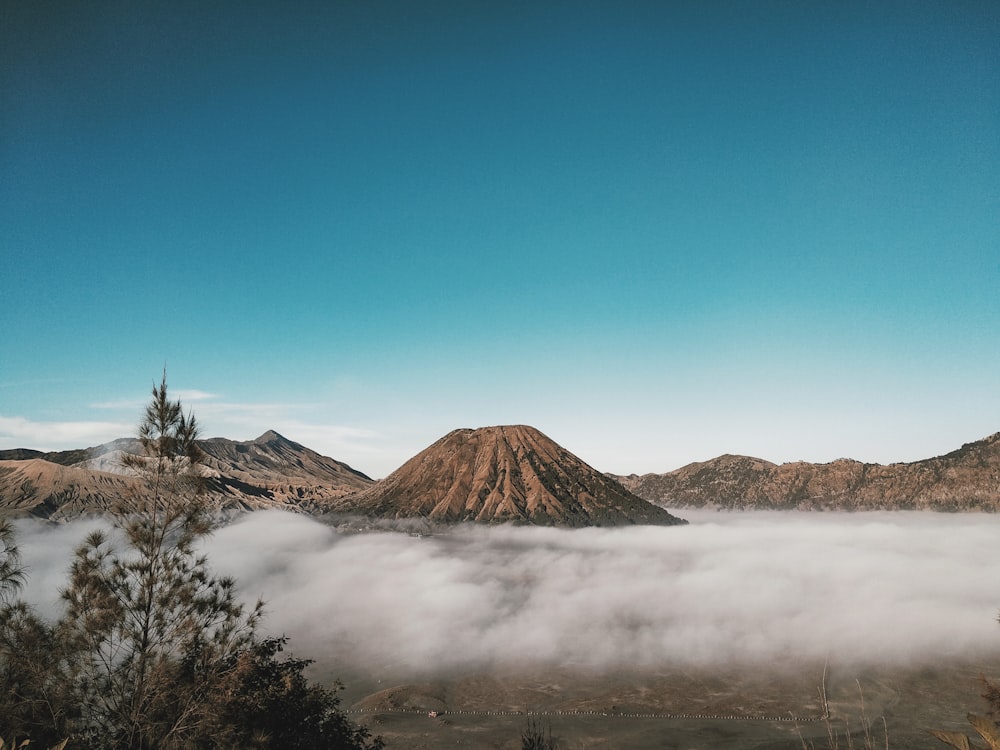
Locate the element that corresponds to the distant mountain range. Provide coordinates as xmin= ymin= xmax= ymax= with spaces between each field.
xmin=2 ymin=428 xmax=998 ymax=522
xmin=0 ymin=431 xmax=373 ymax=520
xmin=611 ymin=432 xmax=1000 ymax=511
xmin=0 ymin=426 xmax=683 ymax=526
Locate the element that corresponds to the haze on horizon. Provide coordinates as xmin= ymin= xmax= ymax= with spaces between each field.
xmin=2 ymin=2 xmax=998 ymax=479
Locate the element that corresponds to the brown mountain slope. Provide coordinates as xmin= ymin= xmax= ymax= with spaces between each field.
xmin=0 ymin=431 xmax=374 ymax=519
xmin=0 ymin=459 xmax=139 ymax=519
xmin=199 ymin=430 xmax=373 ymax=503
xmin=613 ymin=432 xmax=1000 ymax=511
xmin=335 ymin=425 xmax=686 ymax=526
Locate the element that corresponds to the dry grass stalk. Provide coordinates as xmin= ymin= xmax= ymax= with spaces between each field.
xmin=798 ymin=662 xmax=888 ymax=750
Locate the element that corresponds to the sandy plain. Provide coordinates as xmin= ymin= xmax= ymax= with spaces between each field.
xmin=326 ymin=656 xmax=997 ymax=749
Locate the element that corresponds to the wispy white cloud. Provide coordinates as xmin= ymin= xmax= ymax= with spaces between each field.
xmin=172 ymin=389 xmax=219 ymax=402
xmin=31 ymin=387 xmax=392 ymax=474
xmin=177 ymin=400 xmax=378 ymax=441
xmin=89 ymin=398 xmax=148 ymax=410
xmin=130 ymin=396 xmax=392 ymax=473
xmin=191 ymin=400 xmax=322 ymax=424
xmin=208 ymin=412 xmax=387 ymax=474
xmin=255 ymin=420 xmax=380 ymax=450
xmin=91 ymin=390 xmax=219 ymax=410
xmin=0 ymin=415 xmax=134 ymax=451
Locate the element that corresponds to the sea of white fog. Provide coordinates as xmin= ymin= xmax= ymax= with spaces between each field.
xmin=13 ymin=510 xmax=1000 ymax=676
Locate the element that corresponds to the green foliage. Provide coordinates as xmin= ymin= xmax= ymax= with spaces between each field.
xmin=0 ymin=372 xmax=381 ymax=750
xmin=0 ymin=520 xmax=25 ymax=606
xmin=0 ymin=602 xmax=71 ymax=746
xmin=59 ymin=518 xmax=262 ymax=748
xmin=0 ymin=520 xmax=67 ymax=745
xmin=119 ymin=370 xmax=205 ymax=513
xmin=206 ymin=636 xmax=384 ymax=750
xmin=53 ymin=373 xmax=262 ymax=749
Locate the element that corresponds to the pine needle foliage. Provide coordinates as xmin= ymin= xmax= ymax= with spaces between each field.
xmin=0 ymin=371 xmax=381 ymax=749
xmin=119 ymin=369 xmax=206 ymax=513
xmin=205 ymin=636 xmax=384 ymax=750
xmin=0 ymin=518 xmax=69 ymax=744
xmin=0 ymin=521 xmax=25 ymax=606
xmin=0 ymin=601 xmax=71 ymax=745
xmin=57 ymin=372 xmax=263 ymax=749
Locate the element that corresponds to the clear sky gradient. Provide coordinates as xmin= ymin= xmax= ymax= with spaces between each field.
xmin=3 ymin=1 xmax=998 ymax=478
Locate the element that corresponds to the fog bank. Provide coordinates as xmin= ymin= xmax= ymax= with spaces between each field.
xmin=15 ymin=511 xmax=1000 ymax=677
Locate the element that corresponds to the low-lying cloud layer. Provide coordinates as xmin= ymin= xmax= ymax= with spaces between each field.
xmin=15 ymin=511 xmax=1000 ymax=679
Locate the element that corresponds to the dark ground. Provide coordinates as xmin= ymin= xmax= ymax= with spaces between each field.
xmin=320 ymin=656 xmax=998 ymax=749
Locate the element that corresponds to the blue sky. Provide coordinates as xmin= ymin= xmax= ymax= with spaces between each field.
xmin=2 ymin=1 xmax=998 ymax=478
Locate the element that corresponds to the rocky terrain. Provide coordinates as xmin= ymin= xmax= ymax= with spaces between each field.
xmin=0 ymin=425 xmax=682 ymax=526
xmin=0 ymin=431 xmax=374 ymax=519
xmin=0 ymin=458 xmax=139 ymax=519
xmin=613 ymin=432 xmax=1000 ymax=511
xmin=7 ymin=426 xmax=1000 ymax=520
xmin=333 ymin=425 xmax=685 ymax=526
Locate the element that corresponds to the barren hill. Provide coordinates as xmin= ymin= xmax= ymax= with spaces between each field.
xmin=0 ymin=431 xmax=373 ymax=519
xmin=613 ymin=432 xmax=1000 ymax=511
xmin=335 ymin=425 xmax=685 ymax=526
xmin=199 ymin=430 xmax=373 ymax=504
xmin=0 ymin=458 xmax=139 ymax=519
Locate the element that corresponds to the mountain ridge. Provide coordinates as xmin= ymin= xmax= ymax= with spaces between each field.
xmin=0 ymin=426 xmax=684 ymax=526
xmin=4 ymin=428 xmax=999 ymax=519
xmin=612 ymin=431 xmax=1000 ymax=511
xmin=0 ymin=430 xmax=374 ymax=520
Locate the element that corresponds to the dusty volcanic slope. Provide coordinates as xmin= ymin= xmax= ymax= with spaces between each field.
xmin=336 ymin=425 xmax=686 ymax=526
xmin=613 ymin=432 xmax=1000 ymax=511
xmin=0 ymin=431 xmax=374 ymax=519
xmin=198 ymin=430 xmax=373 ymax=505
xmin=0 ymin=458 xmax=139 ymax=519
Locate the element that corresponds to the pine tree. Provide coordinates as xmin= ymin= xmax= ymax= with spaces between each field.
xmin=0 ymin=372 xmax=382 ymax=749
xmin=58 ymin=373 xmax=262 ymax=749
